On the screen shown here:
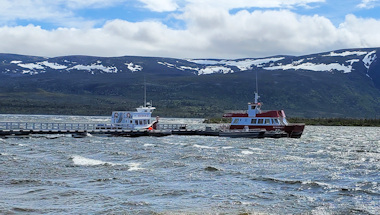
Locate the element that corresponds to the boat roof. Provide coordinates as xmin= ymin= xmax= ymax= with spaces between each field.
xmin=223 ymin=110 xmax=285 ymax=118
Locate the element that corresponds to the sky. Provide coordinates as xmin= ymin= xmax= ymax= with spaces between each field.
xmin=0 ymin=0 xmax=380 ymax=59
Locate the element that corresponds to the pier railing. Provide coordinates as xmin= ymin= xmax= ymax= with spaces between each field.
xmin=0 ymin=122 xmax=136 ymax=131
xmin=0 ymin=122 xmax=187 ymax=131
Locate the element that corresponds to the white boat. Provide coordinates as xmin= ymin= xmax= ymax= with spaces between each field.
xmin=97 ymin=102 xmax=159 ymax=130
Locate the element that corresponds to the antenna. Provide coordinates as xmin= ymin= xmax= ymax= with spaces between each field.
xmin=144 ymin=76 xmax=147 ymax=107
xmin=254 ymin=71 xmax=260 ymax=104
xmin=255 ymin=70 xmax=258 ymax=95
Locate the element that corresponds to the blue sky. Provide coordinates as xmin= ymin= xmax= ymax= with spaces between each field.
xmin=0 ymin=0 xmax=380 ymax=58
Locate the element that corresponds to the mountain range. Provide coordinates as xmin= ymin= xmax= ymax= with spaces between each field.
xmin=0 ymin=48 xmax=379 ymax=118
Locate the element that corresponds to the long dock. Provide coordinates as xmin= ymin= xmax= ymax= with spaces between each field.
xmin=0 ymin=122 xmax=220 ymax=138
xmin=0 ymin=122 xmax=288 ymax=138
xmin=0 ymin=122 xmax=175 ymax=137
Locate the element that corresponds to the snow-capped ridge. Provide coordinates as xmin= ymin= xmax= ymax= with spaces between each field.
xmin=1 ymin=48 xmax=379 ymax=76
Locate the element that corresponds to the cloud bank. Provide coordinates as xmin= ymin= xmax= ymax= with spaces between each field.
xmin=0 ymin=0 xmax=380 ymax=58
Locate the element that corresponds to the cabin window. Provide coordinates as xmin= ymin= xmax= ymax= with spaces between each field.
xmin=135 ymin=120 xmax=138 ymax=125
xmin=233 ymin=119 xmax=239 ymax=124
xmin=143 ymin=120 xmax=147 ymax=124
xmin=148 ymin=120 xmax=150 ymax=124
xmin=258 ymin=119 xmax=264 ymax=124
xmin=264 ymin=119 xmax=271 ymax=124
xmin=139 ymin=120 xmax=143 ymax=125
xmin=130 ymin=120 xmax=133 ymax=124
xmin=251 ymin=119 xmax=257 ymax=124
xmin=251 ymin=105 xmax=255 ymax=109
xmin=273 ymin=119 xmax=279 ymax=124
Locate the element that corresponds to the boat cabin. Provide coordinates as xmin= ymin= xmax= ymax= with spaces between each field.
xmin=111 ymin=103 xmax=156 ymax=130
xmin=223 ymin=92 xmax=289 ymax=128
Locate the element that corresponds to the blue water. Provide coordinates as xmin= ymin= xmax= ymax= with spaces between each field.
xmin=0 ymin=115 xmax=379 ymax=214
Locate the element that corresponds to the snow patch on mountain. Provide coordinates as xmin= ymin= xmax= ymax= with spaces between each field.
xmin=125 ymin=62 xmax=142 ymax=72
xmin=187 ymin=57 xmax=284 ymax=71
xmin=362 ymin=51 xmax=377 ymax=69
xmin=158 ymin=62 xmax=175 ymax=68
xmin=180 ymin=66 xmax=198 ymax=71
xmin=346 ymin=59 xmax=360 ymax=65
xmin=68 ymin=64 xmax=118 ymax=74
xmin=22 ymin=70 xmax=40 ymax=75
xmin=17 ymin=63 xmax=45 ymax=70
xmin=187 ymin=60 xmax=219 ymax=65
xmin=198 ymin=66 xmax=233 ymax=75
xmin=323 ymin=51 xmax=368 ymax=57
xmin=264 ymin=62 xmax=353 ymax=73
xmin=11 ymin=60 xmax=68 ymax=71
xmin=40 ymin=61 xmax=68 ymax=69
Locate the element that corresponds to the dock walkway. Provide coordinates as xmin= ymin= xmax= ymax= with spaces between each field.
xmin=0 ymin=122 xmax=182 ymax=137
xmin=0 ymin=122 xmax=288 ymax=138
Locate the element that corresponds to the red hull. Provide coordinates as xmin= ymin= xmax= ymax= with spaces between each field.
xmin=229 ymin=123 xmax=305 ymax=138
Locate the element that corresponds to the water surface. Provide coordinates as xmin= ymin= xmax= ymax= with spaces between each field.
xmin=0 ymin=115 xmax=379 ymax=214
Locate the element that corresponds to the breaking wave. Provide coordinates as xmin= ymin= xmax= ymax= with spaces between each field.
xmin=70 ymin=155 xmax=116 ymax=166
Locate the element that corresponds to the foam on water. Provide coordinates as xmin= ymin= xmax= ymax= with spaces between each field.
xmin=71 ymin=155 xmax=117 ymax=166
xmin=241 ymin=150 xmax=254 ymax=155
xmin=193 ymin=144 xmax=216 ymax=149
xmin=128 ymin=162 xmax=144 ymax=171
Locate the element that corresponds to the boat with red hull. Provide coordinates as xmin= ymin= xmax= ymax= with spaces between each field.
xmin=223 ymin=93 xmax=305 ymax=138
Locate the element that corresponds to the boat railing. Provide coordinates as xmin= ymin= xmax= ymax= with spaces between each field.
xmin=156 ymin=124 xmax=187 ymax=130
xmin=220 ymin=128 xmax=265 ymax=133
xmin=224 ymin=110 xmax=247 ymax=113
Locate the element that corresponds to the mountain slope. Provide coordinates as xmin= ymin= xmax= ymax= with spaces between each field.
xmin=0 ymin=48 xmax=379 ymax=118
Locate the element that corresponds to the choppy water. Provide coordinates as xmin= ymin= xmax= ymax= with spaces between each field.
xmin=0 ymin=115 xmax=379 ymax=214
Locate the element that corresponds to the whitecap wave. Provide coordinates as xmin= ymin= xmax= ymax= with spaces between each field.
xmin=193 ymin=144 xmax=216 ymax=149
xmin=242 ymin=150 xmax=254 ymax=155
xmin=71 ymin=155 xmax=116 ymax=166
xmin=128 ymin=162 xmax=144 ymax=171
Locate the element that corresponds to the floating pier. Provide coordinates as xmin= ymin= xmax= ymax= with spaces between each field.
xmin=0 ymin=122 xmax=288 ymax=138
xmin=0 ymin=122 xmax=169 ymax=138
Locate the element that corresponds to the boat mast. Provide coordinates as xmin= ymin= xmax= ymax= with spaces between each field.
xmin=254 ymin=71 xmax=260 ymax=104
xmin=144 ymin=76 xmax=147 ymax=107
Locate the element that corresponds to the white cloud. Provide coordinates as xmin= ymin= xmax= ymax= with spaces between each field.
xmin=1 ymin=1 xmax=380 ymax=59
xmin=0 ymin=0 xmax=126 ymax=27
xmin=184 ymin=0 xmax=325 ymax=10
xmin=0 ymin=0 xmax=70 ymax=23
xmin=63 ymin=0 xmax=126 ymax=9
xmin=357 ymin=0 xmax=378 ymax=8
xmin=139 ymin=0 xmax=179 ymax=12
